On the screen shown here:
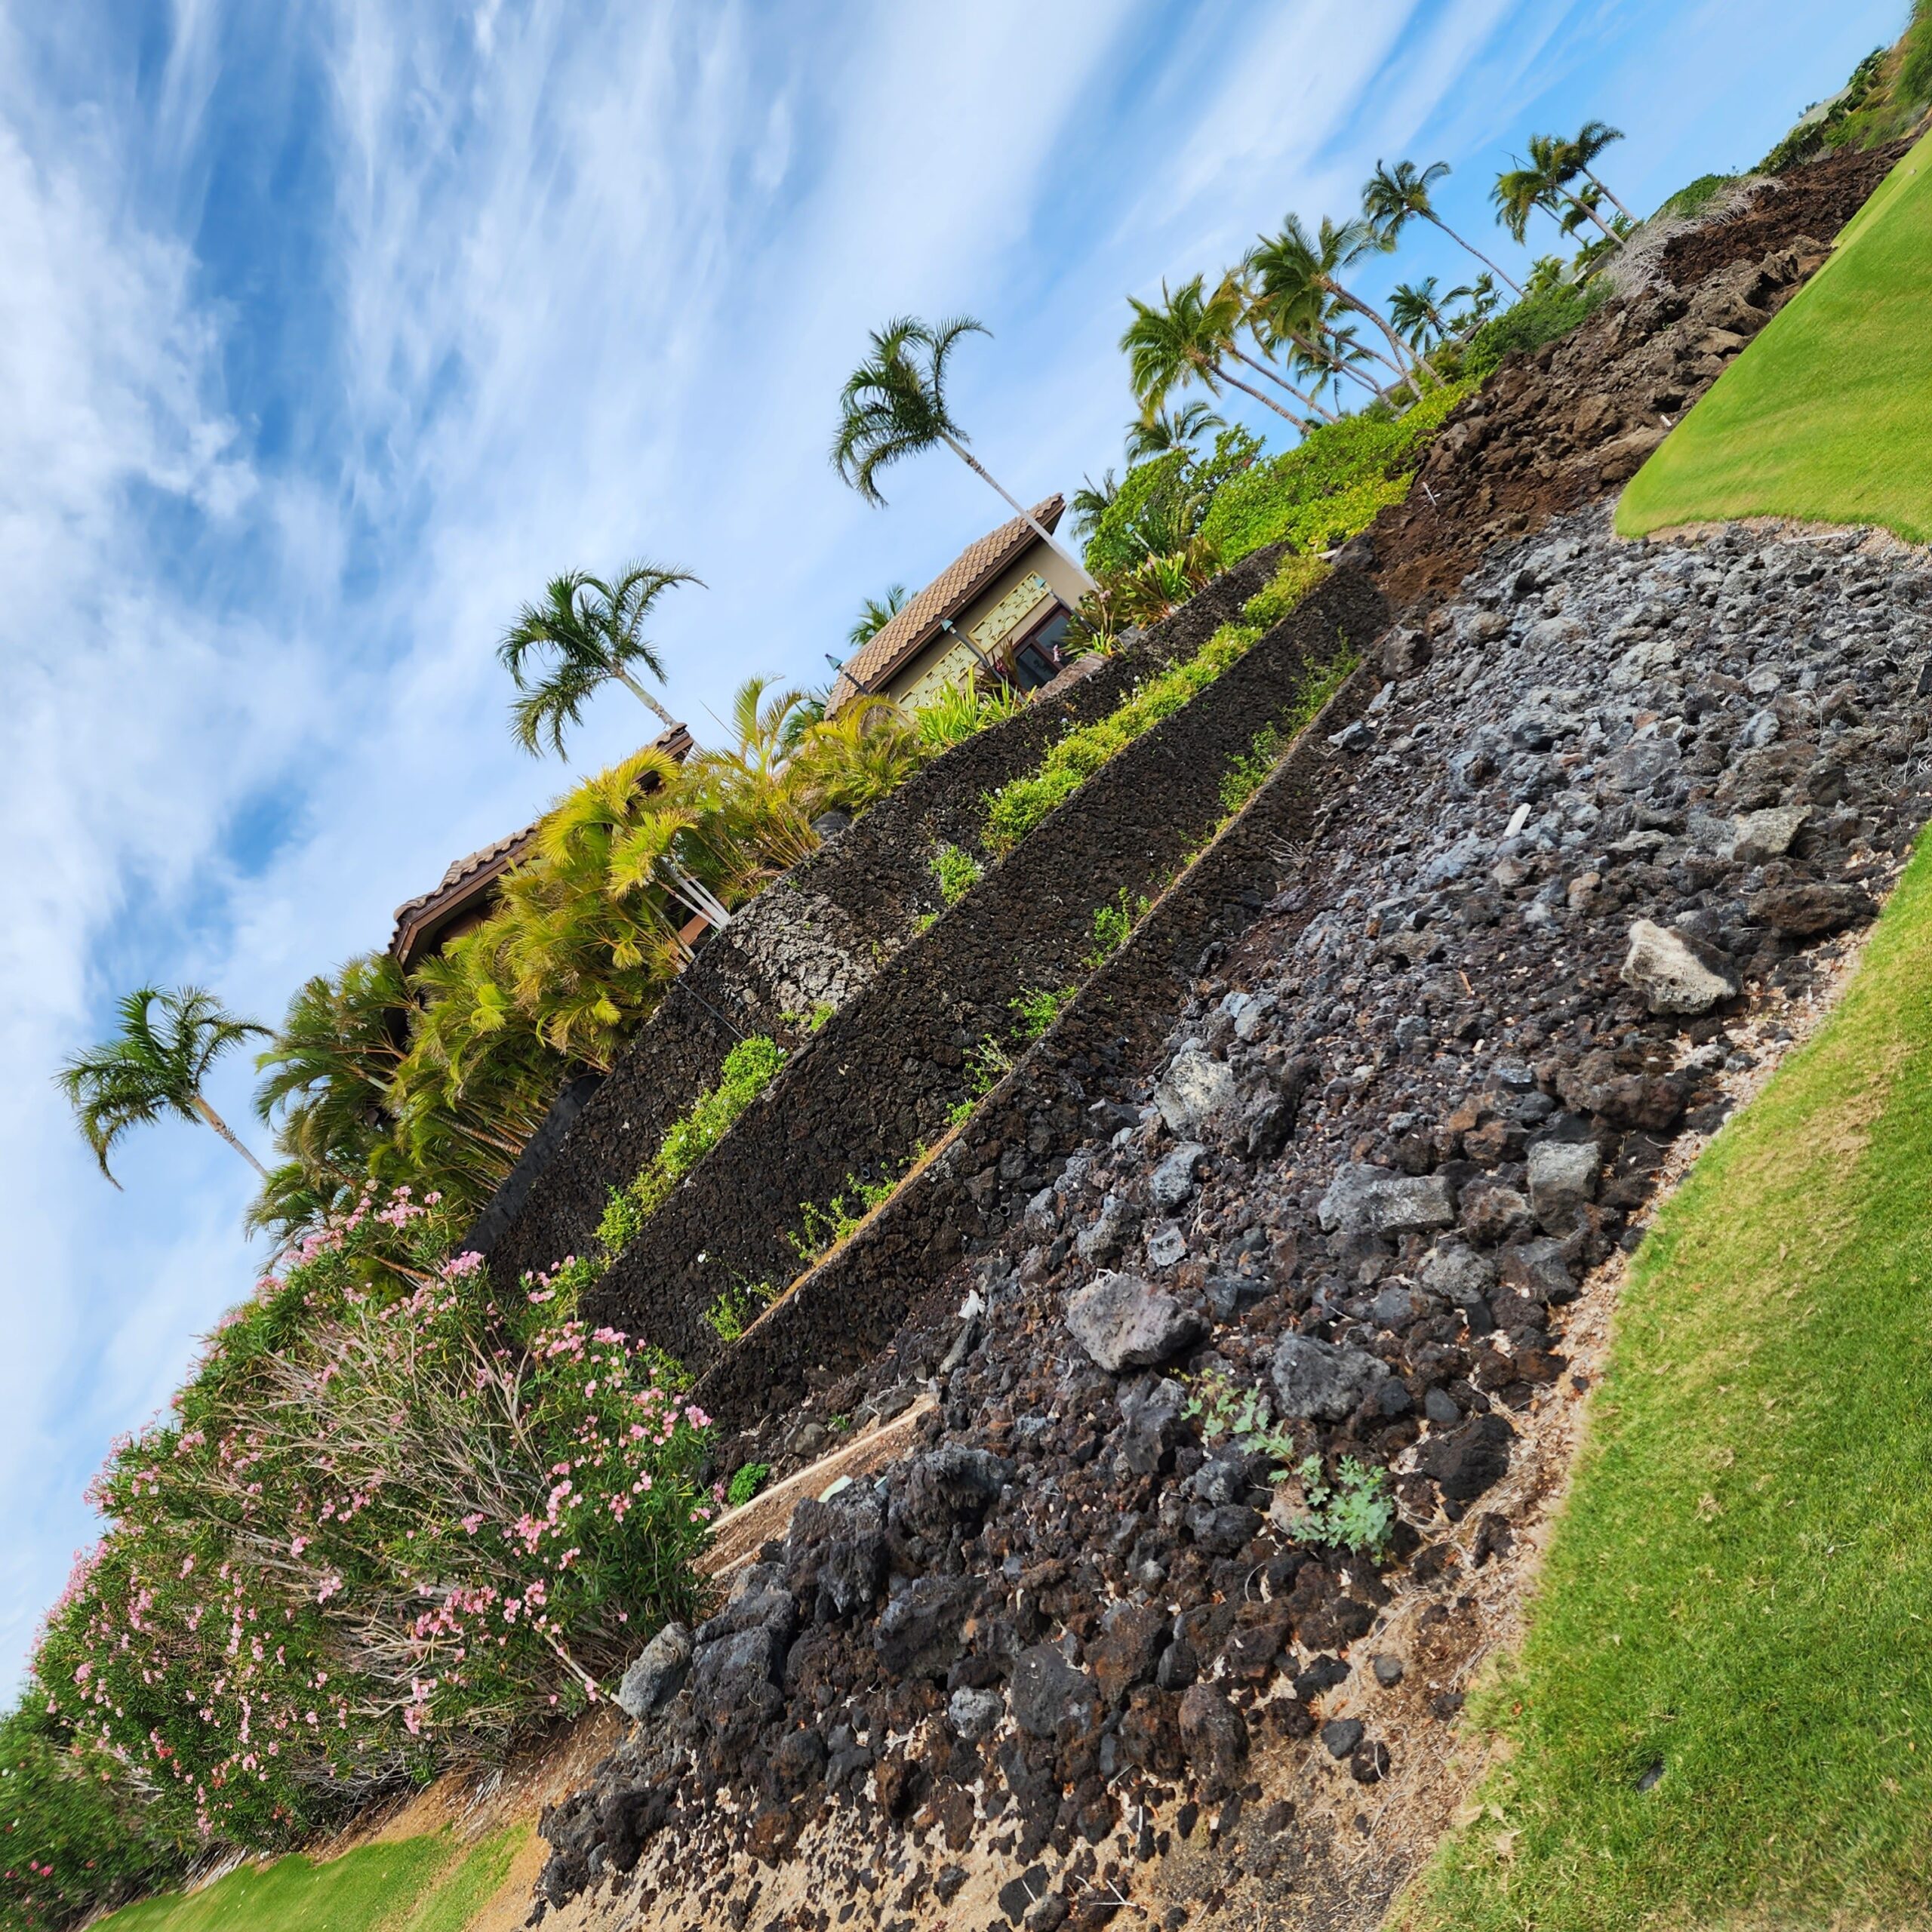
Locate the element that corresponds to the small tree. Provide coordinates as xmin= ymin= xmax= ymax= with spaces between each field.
xmin=59 ymin=986 xmax=270 ymax=1184
xmin=500 ymin=562 xmax=699 ymax=758
xmin=849 ymin=583 xmax=908 ymax=648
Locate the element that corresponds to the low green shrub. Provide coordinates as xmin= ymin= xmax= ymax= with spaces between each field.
xmin=703 ymin=1278 xmax=777 ymax=1344
xmin=724 ymin=1463 xmax=771 ymax=1509
xmin=1009 ymin=985 xmax=1076 ymax=1041
xmin=1082 ymin=428 xmax=1261 ymax=577
xmin=1463 ymin=283 xmax=1611 ymax=380
xmin=1084 ymin=889 xmax=1152 ymax=968
xmin=1197 ymin=383 xmax=1471 ymax=565
xmin=1650 ymin=171 xmax=1737 ymax=223
xmin=1287 ymin=1456 xmax=1395 ymax=1557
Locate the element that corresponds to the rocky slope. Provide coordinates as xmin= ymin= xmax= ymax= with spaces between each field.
xmin=527 ymin=150 xmax=1932 ymax=1932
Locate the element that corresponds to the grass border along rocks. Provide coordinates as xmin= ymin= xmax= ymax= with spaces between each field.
xmin=1408 ymin=822 xmax=1932 ymax=1932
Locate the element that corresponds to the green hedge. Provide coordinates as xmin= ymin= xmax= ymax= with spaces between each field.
xmin=1197 ymin=382 xmax=1472 ymax=564
xmin=1462 ymin=285 xmax=1611 ymax=380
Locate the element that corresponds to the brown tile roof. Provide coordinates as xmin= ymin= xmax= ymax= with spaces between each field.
xmin=827 ymin=497 xmax=1065 ymax=715
xmin=389 ymin=721 xmax=695 ymax=971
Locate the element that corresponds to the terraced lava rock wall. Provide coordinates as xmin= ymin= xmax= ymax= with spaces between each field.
xmin=583 ymin=568 xmax=1389 ymax=1367
xmin=470 ymin=547 xmax=1287 ymax=1293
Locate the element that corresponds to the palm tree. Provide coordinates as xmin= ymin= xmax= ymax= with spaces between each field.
xmin=1562 ymin=121 xmax=1636 ymax=226
xmin=59 ymin=986 xmax=270 ymax=1185
xmin=849 ymin=585 xmax=907 ymax=649
xmin=1362 ymin=158 xmax=1524 ymax=297
xmin=1494 ymin=140 xmax=1620 ymax=250
xmin=1120 ymin=276 xmax=1320 ymax=433
xmin=1124 ymin=398 xmax=1226 ymax=463
xmin=832 ymin=315 xmax=1096 ymax=590
xmin=1070 ymin=469 xmax=1119 ymax=543
xmin=499 ymin=561 xmax=699 ymax=758
xmin=1389 ymin=278 xmax=1452 ymax=349
xmin=1247 ymin=215 xmax=1436 ymax=402
xmin=252 ymin=954 xmax=409 ymax=1220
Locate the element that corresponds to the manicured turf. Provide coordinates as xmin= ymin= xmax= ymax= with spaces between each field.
xmin=1617 ymin=130 xmax=1932 ymax=543
xmin=94 ymin=1827 xmax=525 ymax=1932
xmin=1404 ymin=832 xmax=1932 ymax=1930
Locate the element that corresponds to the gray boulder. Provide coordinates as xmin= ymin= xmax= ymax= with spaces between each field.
xmin=1066 ymin=1272 xmax=1205 ymax=1374
xmin=1155 ymin=1046 xmax=1238 ymax=1137
xmin=1372 ymin=1174 xmax=1457 ymax=1236
xmin=616 ymin=1620 xmax=692 ymax=1720
xmin=1620 ymin=919 xmax=1738 ymax=1015
xmin=1270 ymin=1332 xmax=1389 ymax=1421
xmin=947 ymin=1685 xmax=1004 ymax=1741
xmin=1149 ymin=1141 xmax=1208 ymax=1215
xmin=1074 ymin=1192 xmax=1140 ymax=1268
xmin=1527 ymin=1140 xmax=1601 ymax=1232
xmin=1317 ymin=1161 xmax=1398 ymax=1236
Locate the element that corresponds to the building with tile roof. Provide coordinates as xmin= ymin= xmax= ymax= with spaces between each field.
xmin=826 ymin=497 xmax=1082 ymax=718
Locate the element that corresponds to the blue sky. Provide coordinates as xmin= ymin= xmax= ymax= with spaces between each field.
xmin=0 ymin=0 xmax=1906 ymax=1690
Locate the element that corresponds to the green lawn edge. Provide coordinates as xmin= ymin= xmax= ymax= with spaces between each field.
xmin=1616 ymin=129 xmax=1932 ymax=544
xmin=1404 ymin=829 xmax=1932 ymax=1930
xmin=92 ymin=1826 xmax=526 ymax=1932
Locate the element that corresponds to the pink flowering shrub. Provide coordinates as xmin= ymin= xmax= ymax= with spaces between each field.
xmin=23 ymin=1189 xmax=712 ymax=1868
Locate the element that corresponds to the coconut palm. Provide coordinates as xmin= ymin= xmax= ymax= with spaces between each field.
xmin=1071 ymin=469 xmax=1119 ymax=543
xmin=1362 ymin=158 xmax=1524 ymax=297
xmin=59 ymin=986 xmax=270 ymax=1185
xmin=1389 ymin=278 xmax=1454 ymax=349
xmin=1247 ymin=215 xmax=1435 ymax=402
xmin=1124 ymin=399 xmax=1226 ymax=463
xmin=500 ymin=562 xmax=699 ymax=758
xmin=849 ymin=585 xmax=907 ymax=649
xmin=1495 ymin=139 xmax=1621 ymax=249
xmin=832 ymin=315 xmax=1096 ymax=590
xmin=1121 ymin=276 xmax=1320 ymax=433
xmin=1561 ymin=121 xmax=1636 ymax=225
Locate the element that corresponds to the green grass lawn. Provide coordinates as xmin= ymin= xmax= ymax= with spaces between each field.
xmin=1404 ymin=831 xmax=1932 ymax=1930
xmin=94 ymin=1827 xmax=525 ymax=1932
xmin=1617 ymin=129 xmax=1932 ymax=543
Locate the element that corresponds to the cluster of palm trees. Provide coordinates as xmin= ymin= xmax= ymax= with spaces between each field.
xmin=1109 ymin=122 xmax=1633 ymax=459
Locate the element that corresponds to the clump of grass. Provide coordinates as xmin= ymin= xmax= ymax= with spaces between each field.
xmin=1220 ymin=722 xmax=1287 ymax=814
xmin=703 ymin=1277 xmax=777 ymax=1343
xmin=983 ymin=621 xmax=1263 ymax=854
xmin=786 ymin=1173 xmax=899 ymax=1267
xmin=931 ymin=842 xmax=983 ymax=906
xmin=1085 ymin=888 xmax=1152 ymax=968
xmin=1010 ymin=984 xmax=1076 ymax=1041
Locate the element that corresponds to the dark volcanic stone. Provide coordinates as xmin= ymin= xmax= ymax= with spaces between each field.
xmin=1416 ymin=1412 xmax=1517 ymax=1504
xmin=1011 ymin=1645 xmax=1096 ymax=1739
xmin=1177 ymin=1682 xmax=1249 ymax=1798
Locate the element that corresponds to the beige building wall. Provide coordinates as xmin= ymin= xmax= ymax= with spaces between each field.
xmin=885 ymin=537 xmax=1084 ymax=709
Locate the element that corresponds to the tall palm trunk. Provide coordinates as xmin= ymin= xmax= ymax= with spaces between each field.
xmin=1331 ymin=286 xmax=1427 ymax=401
xmin=1582 ymin=169 xmax=1635 ymax=226
xmin=192 ymin=1095 xmax=270 ymax=1179
xmin=1426 ymin=215 xmax=1524 ymax=297
xmin=614 ymin=667 xmax=678 ymax=731
xmin=938 ymin=433 xmax=1098 ymax=592
xmin=1229 ymin=344 xmax=1340 ymax=425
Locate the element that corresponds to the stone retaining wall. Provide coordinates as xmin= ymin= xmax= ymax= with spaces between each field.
xmin=469 ymin=548 xmax=1287 ymax=1291
xmin=584 ymin=569 xmax=1389 ymax=1366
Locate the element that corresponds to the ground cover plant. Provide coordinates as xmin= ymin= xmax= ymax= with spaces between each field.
xmin=1406 ymin=831 xmax=1932 ymax=1929
xmin=1618 ymin=128 xmax=1932 ymax=543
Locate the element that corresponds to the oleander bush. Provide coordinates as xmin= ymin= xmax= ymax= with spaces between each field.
xmin=26 ymin=1190 xmax=713 ymax=1872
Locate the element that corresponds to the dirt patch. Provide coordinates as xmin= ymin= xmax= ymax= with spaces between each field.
xmin=1657 ymin=142 xmax=1911 ymax=289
